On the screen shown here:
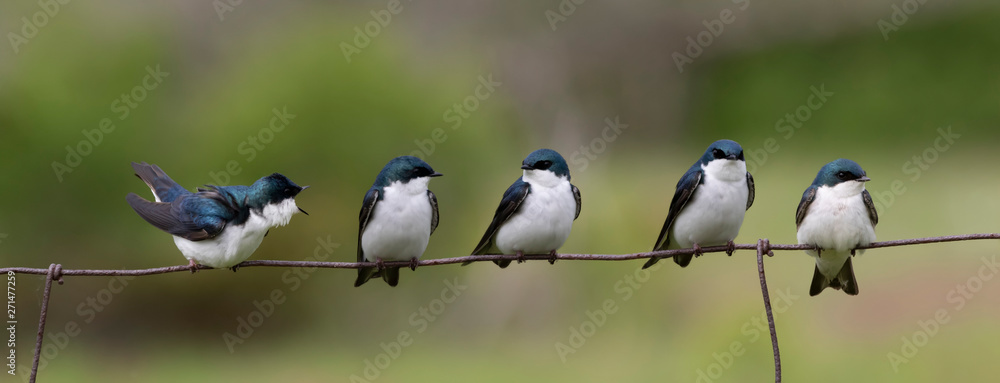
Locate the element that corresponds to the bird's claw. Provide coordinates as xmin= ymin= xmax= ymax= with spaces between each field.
xmin=409 ymin=257 xmax=419 ymax=271
xmin=230 ymin=264 xmax=241 ymax=273
xmin=516 ymin=251 xmax=526 ymax=264
xmin=850 ymin=249 xmax=856 ymax=256
xmin=726 ymin=240 xmax=736 ymax=256
xmin=548 ymin=250 xmax=558 ymax=265
xmin=187 ymin=259 xmax=199 ymax=274
xmin=693 ymin=243 xmax=704 ymax=258
xmin=375 ymin=258 xmax=387 ymax=271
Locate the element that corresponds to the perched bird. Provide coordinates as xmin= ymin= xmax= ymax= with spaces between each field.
xmin=644 ymin=139 xmax=755 ymax=269
xmin=796 ymin=159 xmax=877 ymax=296
xmin=126 ymin=162 xmax=308 ymax=271
xmin=355 ymin=156 xmax=442 ymax=287
xmin=466 ymin=149 xmax=581 ymax=268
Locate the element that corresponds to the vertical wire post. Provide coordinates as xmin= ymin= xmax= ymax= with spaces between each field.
xmin=29 ymin=264 xmax=61 ymax=383
xmin=756 ymin=239 xmax=781 ymax=383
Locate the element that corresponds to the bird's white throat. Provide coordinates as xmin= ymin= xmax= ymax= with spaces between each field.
xmin=702 ymin=159 xmax=747 ymax=182
xmin=523 ymin=169 xmax=566 ymax=188
xmin=827 ymin=180 xmax=868 ymax=197
xmin=388 ymin=177 xmax=432 ymax=196
xmin=261 ymin=198 xmax=302 ymax=227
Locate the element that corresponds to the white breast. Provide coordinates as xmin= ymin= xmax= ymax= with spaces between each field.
xmin=361 ymin=179 xmax=434 ymax=262
xmin=796 ymin=182 xmax=877 ymax=276
xmin=173 ymin=212 xmax=270 ymax=268
xmin=495 ymin=171 xmax=577 ymax=254
xmin=796 ymin=182 xmax=876 ymax=252
xmin=172 ymin=198 xmax=302 ymax=268
xmin=669 ymin=161 xmax=749 ymax=249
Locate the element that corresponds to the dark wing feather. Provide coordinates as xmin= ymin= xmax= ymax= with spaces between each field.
xmin=131 ymin=162 xmax=190 ymax=203
xmin=357 ymin=188 xmax=380 ymax=263
xmin=746 ymin=172 xmax=755 ymax=210
xmin=862 ymin=190 xmax=878 ymax=227
xmin=471 ymin=179 xmax=531 ymax=255
xmin=197 ymin=186 xmax=250 ymax=225
xmin=177 ymin=190 xmax=240 ymax=237
xmin=571 ymin=184 xmax=582 ymax=220
xmin=428 ymin=190 xmax=440 ymax=235
xmin=652 ymin=170 xmax=702 ymax=251
xmin=126 ymin=193 xmax=224 ymax=241
xmin=355 ymin=188 xmax=381 ymax=287
xmin=795 ymin=186 xmax=818 ymax=228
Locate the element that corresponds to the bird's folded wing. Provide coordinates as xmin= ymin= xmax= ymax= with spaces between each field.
xmin=428 ymin=190 xmax=440 ymax=235
xmin=653 ymin=169 xmax=702 ymax=251
xmin=471 ymin=178 xmax=530 ymax=255
xmin=795 ymin=186 xmax=818 ymax=229
xmin=357 ymin=188 xmax=380 ymax=262
xmin=572 ymin=184 xmax=582 ymax=220
xmin=126 ymin=193 xmax=226 ymax=241
xmin=862 ymin=190 xmax=878 ymax=227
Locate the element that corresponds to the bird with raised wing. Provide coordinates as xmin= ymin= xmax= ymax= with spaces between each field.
xmin=126 ymin=162 xmax=308 ymax=272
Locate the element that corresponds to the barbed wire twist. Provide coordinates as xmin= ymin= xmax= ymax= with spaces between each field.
xmin=4 ymin=233 xmax=999 ymax=383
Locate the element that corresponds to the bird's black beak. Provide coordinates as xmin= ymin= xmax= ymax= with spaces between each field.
xmin=297 ymin=186 xmax=309 ymax=214
xmin=293 ymin=185 xmax=310 ymax=196
xmin=521 ymin=164 xmax=533 ymax=170
xmin=857 ymin=176 xmax=871 ymax=182
xmin=429 ymin=172 xmax=444 ymax=177
xmin=726 ymin=154 xmax=738 ymax=160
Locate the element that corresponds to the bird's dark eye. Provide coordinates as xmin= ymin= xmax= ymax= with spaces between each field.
xmin=836 ymin=171 xmax=848 ymax=180
xmin=535 ymin=160 xmax=553 ymax=170
xmin=712 ymin=148 xmax=726 ymax=159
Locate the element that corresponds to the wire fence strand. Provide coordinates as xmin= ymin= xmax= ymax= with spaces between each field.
xmin=4 ymin=234 xmax=998 ymax=276
xmin=3 ymin=232 xmax=998 ymax=383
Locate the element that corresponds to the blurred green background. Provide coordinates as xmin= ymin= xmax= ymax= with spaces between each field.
xmin=2 ymin=0 xmax=999 ymax=382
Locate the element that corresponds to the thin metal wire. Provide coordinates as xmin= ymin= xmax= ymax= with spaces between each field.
xmin=2 ymin=232 xmax=997 ymax=382
xmin=4 ymin=233 xmax=998 ymax=276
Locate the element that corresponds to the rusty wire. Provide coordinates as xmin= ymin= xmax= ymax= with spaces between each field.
xmin=3 ymin=232 xmax=999 ymax=383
